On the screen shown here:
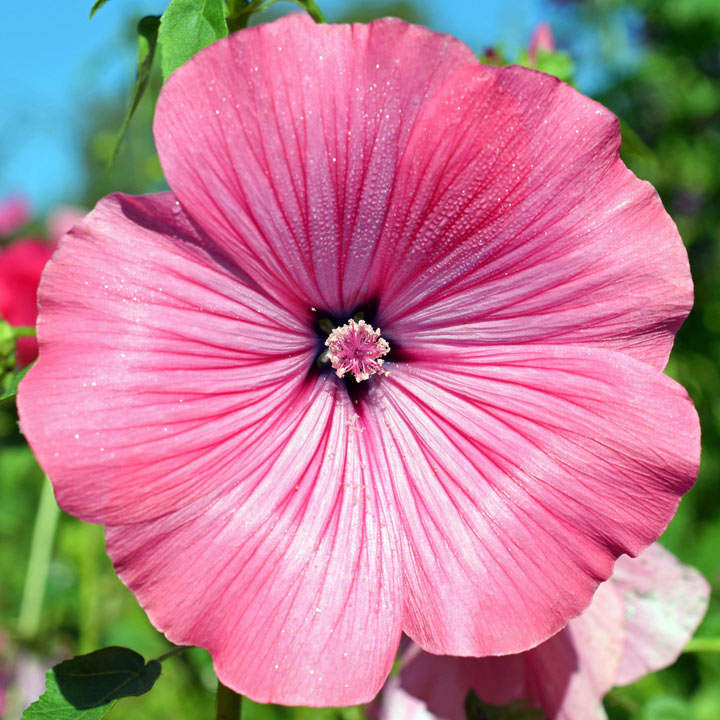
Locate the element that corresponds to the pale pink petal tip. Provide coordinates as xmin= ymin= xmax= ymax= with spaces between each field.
xmin=378 ymin=678 xmax=437 ymax=720
xmin=613 ymin=543 xmax=710 ymax=685
xmin=393 ymin=544 xmax=708 ymax=720
xmin=0 ymin=195 xmax=30 ymax=236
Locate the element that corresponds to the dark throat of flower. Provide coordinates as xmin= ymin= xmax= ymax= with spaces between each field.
xmin=310 ymin=302 xmax=399 ymax=406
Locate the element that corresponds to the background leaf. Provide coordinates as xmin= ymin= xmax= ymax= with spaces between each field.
xmin=618 ymin=117 xmax=660 ymax=175
xmin=464 ymin=690 xmax=544 ymax=720
xmin=23 ymin=647 xmax=162 ymax=718
xmin=110 ymin=16 xmax=161 ymax=164
xmin=23 ymin=671 xmax=113 ymax=719
xmin=0 ymin=319 xmax=32 ymax=402
xmin=89 ymin=0 xmax=112 ymax=19
xmin=518 ymin=48 xmax=575 ymax=84
xmin=0 ymin=362 xmax=30 ymax=401
xmin=54 ymin=646 xmax=161 ymax=707
xmin=158 ymin=0 xmax=228 ymax=81
xmin=295 ymin=0 xmax=326 ymax=22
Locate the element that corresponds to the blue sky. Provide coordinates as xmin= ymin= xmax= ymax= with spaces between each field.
xmin=1 ymin=1 xmax=636 ymax=213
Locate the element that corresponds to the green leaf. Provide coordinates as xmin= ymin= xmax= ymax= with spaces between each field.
xmin=22 ymin=647 xmax=162 ymax=719
xmin=638 ymin=695 xmax=690 ymax=720
xmin=0 ymin=317 xmax=16 ymax=358
xmin=226 ymin=0 xmax=326 ymax=32
xmin=23 ymin=671 xmax=112 ymax=719
xmin=158 ymin=0 xmax=228 ymax=81
xmin=110 ymin=16 xmax=161 ymax=165
xmin=0 ymin=362 xmax=32 ymax=402
xmin=618 ymin=117 xmax=659 ymax=174
xmin=478 ymin=47 xmax=507 ymax=66
xmin=464 ymin=690 xmax=544 ymax=720
xmin=295 ymin=0 xmax=326 ymax=23
xmin=533 ymin=49 xmax=574 ymax=84
xmin=518 ymin=48 xmax=575 ymax=84
xmin=54 ymin=647 xmax=161 ymax=707
xmin=0 ymin=319 xmax=20 ymax=400
xmin=0 ymin=318 xmax=29 ymax=402
xmin=89 ymin=0 xmax=112 ymax=19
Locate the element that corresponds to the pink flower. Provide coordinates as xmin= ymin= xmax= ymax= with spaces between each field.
xmin=18 ymin=14 xmax=699 ymax=705
xmin=0 ymin=239 xmax=55 ymax=367
xmin=0 ymin=195 xmax=29 ymax=237
xmin=528 ymin=22 xmax=556 ymax=62
xmin=0 ymin=632 xmax=69 ymax=716
xmin=382 ymin=544 xmax=709 ymax=720
xmin=46 ymin=206 xmax=86 ymax=245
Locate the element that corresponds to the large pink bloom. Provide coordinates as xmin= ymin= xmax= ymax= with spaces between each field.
xmin=18 ymin=14 xmax=699 ymax=705
xmin=383 ymin=544 xmax=709 ymax=720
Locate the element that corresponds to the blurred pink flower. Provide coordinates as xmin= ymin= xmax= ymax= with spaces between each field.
xmin=528 ymin=22 xmax=556 ymax=62
xmin=0 ymin=631 xmax=53 ymax=718
xmin=19 ymin=14 xmax=698 ymax=705
xmin=381 ymin=544 xmax=709 ymax=720
xmin=46 ymin=206 xmax=86 ymax=245
xmin=0 ymin=239 xmax=55 ymax=367
xmin=0 ymin=195 xmax=29 ymax=237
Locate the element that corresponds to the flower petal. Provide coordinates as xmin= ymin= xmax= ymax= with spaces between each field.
xmin=541 ymin=581 xmax=623 ymax=719
xmin=105 ymin=374 xmax=403 ymax=705
xmin=154 ymin=13 xmax=478 ymax=314
xmin=18 ymin=192 xmax=316 ymax=524
xmin=399 ymin=652 xmax=527 ymax=720
xmin=367 ymin=345 xmax=698 ymax=655
xmin=612 ymin=543 xmax=710 ymax=685
xmin=374 ymin=65 xmax=690 ymax=370
xmin=397 ymin=580 xmax=623 ymax=720
xmin=393 ymin=545 xmax=706 ymax=720
xmin=377 ymin=677 xmax=440 ymax=720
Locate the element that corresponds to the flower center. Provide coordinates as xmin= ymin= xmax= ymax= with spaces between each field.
xmin=324 ymin=319 xmax=390 ymax=382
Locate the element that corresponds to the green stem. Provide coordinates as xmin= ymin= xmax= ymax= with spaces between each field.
xmin=12 ymin=326 xmax=36 ymax=339
xmin=216 ymin=681 xmax=242 ymax=720
xmin=154 ymin=645 xmax=190 ymax=663
xmin=299 ymin=0 xmax=326 ymax=22
xmin=684 ymin=637 xmax=720 ymax=653
xmin=17 ymin=476 xmax=60 ymax=639
xmin=77 ymin=524 xmax=103 ymax=654
xmin=226 ymin=0 xmax=257 ymax=32
xmin=605 ymin=688 xmax=640 ymax=714
xmin=225 ymin=0 xmax=326 ymax=32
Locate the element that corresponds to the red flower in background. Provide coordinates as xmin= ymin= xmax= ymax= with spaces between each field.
xmin=0 ymin=206 xmax=83 ymax=367
xmin=0 ymin=240 xmax=54 ymax=367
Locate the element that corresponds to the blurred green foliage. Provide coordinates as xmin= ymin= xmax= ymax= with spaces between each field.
xmin=2 ymin=0 xmax=720 ymax=718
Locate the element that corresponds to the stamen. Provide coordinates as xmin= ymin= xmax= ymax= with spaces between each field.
xmin=324 ymin=319 xmax=390 ymax=382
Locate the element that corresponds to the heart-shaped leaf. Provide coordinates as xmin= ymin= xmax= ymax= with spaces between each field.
xmin=158 ymin=0 xmax=228 ymax=81
xmin=23 ymin=647 xmax=162 ymax=719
